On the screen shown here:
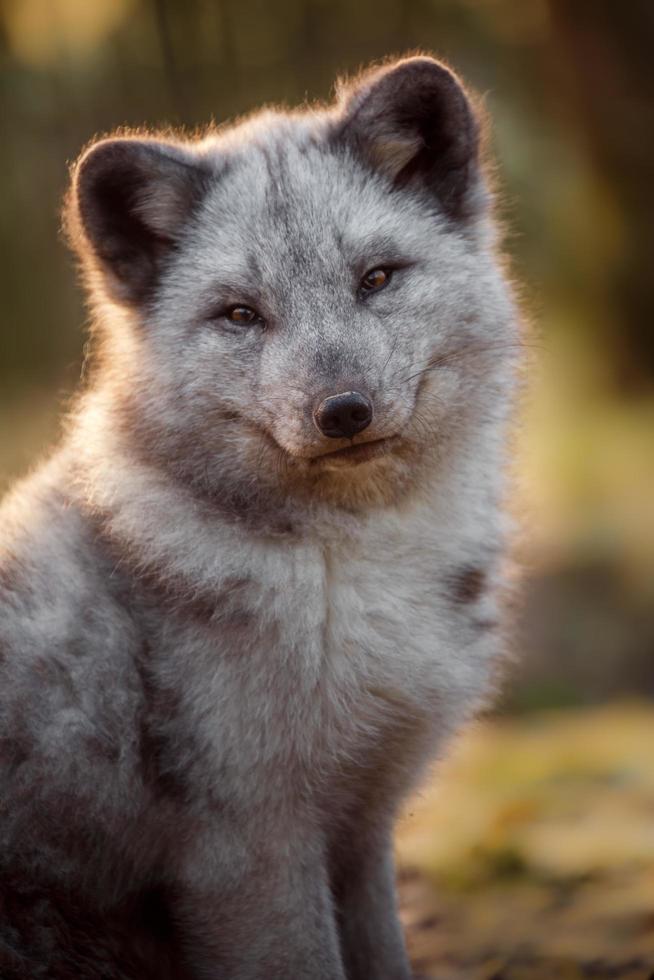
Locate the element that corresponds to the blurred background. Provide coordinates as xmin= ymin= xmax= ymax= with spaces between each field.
xmin=1 ymin=1 xmax=653 ymax=974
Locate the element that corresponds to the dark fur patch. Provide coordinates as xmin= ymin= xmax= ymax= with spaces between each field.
xmin=0 ymin=552 xmax=23 ymax=595
xmin=472 ymin=618 xmax=499 ymax=632
xmin=0 ymin=735 xmax=32 ymax=776
xmin=448 ymin=565 xmax=486 ymax=604
xmin=0 ymin=866 xmax=181 ymax=980
xmin=83 ymin=733 xmax=121 ymax=764
xmin=32 ymin=656 xmax=77 ymax=702
xmin=135 ymin=653 xmax=189 ymax=803
xmin=88 ymin=509 xmax=251 ymax=626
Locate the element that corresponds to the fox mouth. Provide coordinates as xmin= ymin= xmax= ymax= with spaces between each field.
xmin=309 ymin=436 xmax=397 ymax=466
xmin=256 ymin=423 xmax=398 ymax=466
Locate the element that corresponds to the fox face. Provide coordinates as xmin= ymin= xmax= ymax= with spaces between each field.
xmin=67 ymin=58 xmax=516 ymax=513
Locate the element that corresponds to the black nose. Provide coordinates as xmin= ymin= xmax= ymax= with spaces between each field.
xmin=313 ymin=390 xmax=373 ymax=439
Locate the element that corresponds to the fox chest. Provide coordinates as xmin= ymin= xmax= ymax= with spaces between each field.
xmin=163 ymin=524 xmax=491 ymax=812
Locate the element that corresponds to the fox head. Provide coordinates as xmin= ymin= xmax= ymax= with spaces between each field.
xmin=66 ymin=56 xmax=518 ymax=517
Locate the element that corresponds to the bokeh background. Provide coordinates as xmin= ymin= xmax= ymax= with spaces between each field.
xmin=1 ymin=1 xmax=653 ymax=975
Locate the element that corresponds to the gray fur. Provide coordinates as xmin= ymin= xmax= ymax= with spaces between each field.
xmin=0 ymin=57 xmax=521 ymax=978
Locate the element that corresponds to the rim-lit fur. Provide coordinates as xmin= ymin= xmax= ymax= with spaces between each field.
xmin=0 ymin=56 xmax=522 ymax=978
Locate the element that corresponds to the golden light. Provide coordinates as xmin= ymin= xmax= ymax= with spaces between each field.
xmin=2 ymin=0 xmax=134 ymax=67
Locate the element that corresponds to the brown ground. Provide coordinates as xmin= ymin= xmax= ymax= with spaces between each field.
xmin=394 ymin=705 xmax=654 ymax=980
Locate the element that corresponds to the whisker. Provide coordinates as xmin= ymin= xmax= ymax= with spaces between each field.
xmin=376 ymin=330 xmax=402 ymax=390
xmin=392 ymin=340 xmax=542 ymax=387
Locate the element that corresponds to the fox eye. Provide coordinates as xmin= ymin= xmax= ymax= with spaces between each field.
xmin=226 ymin=305 xmax=261 ymax=326
xmin=360 ymin=268 xmax=391 ymax=294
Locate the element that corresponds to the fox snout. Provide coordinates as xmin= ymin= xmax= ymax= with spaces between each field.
xmin=312 ymin=390 xmax=373 ymax=439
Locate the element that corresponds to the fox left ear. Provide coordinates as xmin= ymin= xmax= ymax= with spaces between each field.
xmin=335 ymin=57 xmax=484 ymax=223
xmin=68 ymin=137 xmax=210 ymax=307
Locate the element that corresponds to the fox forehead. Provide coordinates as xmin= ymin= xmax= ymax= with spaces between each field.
xmin=180 ymin=125 xmax=447 ymax=293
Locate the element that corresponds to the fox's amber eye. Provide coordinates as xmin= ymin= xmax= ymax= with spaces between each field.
xmin=226 ymin=305 xmax=259 ymax=325
xmin=360 ymin=268 xmax=391 ymax=293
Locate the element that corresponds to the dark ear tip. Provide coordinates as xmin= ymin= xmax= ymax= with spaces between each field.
xmin=372 ymin=57 xmax=471 ymax=108
xmin=73 ymin=140 xmax=134 ymax=223
xmin=74 ymin=138 xmax=149 ymax=192
xmin=72 ymin=138 xmax=176 ymax=239
xmin=338 ymin=55 xmax=475 ymax=135
xmin=382 ymin=55 xmax=458 ymax=79
xmin=344 ymin=55 xmax=465 ymax=97
xmin=77 ymin=136 xmax=131 ymax=165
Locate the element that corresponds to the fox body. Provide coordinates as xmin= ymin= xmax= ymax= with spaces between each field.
xmin=0 ymin=58 xmax=520 ymax=978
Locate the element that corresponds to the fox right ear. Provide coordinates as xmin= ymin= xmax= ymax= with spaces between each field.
xmin=335 ymin=57 xmax=484 ymax=223
xmin=68 ymin=137 xmax=210 ymax=306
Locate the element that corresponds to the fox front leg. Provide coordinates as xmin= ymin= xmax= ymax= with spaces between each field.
xmin=332 ymin=826 xmax=412 ymax=980
xmin=175 ymin=835 xmax=347 ymax=980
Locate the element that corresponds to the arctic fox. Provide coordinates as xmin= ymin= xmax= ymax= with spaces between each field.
xmin=0 ymin=56 xmax=520 ymax=979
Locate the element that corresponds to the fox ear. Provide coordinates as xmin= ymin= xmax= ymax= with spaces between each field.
xmin=335 ymin=57 xmax=484 ymax=222
xmin=68 ymin=138 xmax=210 ymax=306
